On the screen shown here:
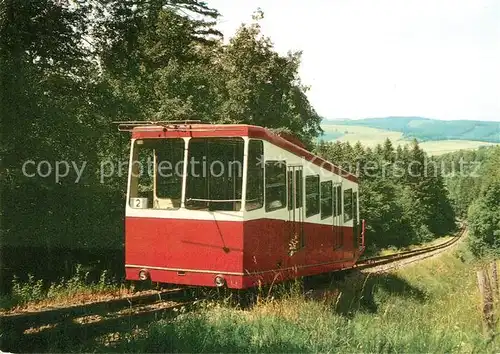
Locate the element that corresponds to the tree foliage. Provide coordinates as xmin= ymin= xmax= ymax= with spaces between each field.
xmin=435 ymin=146 xmax=500 ymax=258
xmin=0 ymin=0 xmax=322 ymax=279
xmin=314 ymin=138 xmax=457 ymax=251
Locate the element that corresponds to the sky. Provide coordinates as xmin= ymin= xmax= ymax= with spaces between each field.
xmin=207 ymin=0 xmax=500 ymax=122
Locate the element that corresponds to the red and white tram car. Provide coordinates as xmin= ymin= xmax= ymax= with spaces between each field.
xmin=119 ymin=121 xmax=365 ymax=289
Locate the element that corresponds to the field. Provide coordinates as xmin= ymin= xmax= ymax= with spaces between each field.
xmin=418 ymin=140 xmax=499 ymax=156
xmin=320 ymin=124 xmax=406 ymax=147
xmin=320 ymin=124 xmax=498 ymax=155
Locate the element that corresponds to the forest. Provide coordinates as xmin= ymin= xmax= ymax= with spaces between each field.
xmin=436 ymin=146 xmax=500 ymax=258
xmin=1 ymin=0 xmax=498 ymax=291
xmin=314 ymin=138 xmax=500 ymax=259
xmin=314 ymin=138 xmax=457 ymax=252
xmin=0 ymin=0 xmax=322 ymax=287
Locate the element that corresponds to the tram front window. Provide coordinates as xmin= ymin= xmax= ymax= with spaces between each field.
xmin=128 ymin=138 xmax=184 ymax=209
xmin=185 ymin=138 xmax=244 ymax=211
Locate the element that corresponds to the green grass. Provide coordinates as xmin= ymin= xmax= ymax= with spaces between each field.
xmin=319 ymin=124 xmax=498 ymax=155
xmin=0 ymin=264 xmax=125 ymax=312
xmin=84 ymin=243 xmax=499 ymax=353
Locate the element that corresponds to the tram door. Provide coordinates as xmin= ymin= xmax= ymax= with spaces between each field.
xmin=333 ymin=183 xmax=343 ymax=251
xmin=353 ymin=191 xmax=359 ymax=249
xmin=287 ymin=166 xmax=304 ymax=258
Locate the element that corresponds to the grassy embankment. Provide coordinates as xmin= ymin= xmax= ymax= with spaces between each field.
xmin=0 ymin=265 xmax=131 ymax=313
xmin=93 ymin=242 xmax=499 ymax=353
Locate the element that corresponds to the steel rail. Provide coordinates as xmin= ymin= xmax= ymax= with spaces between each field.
xmin=353 ymin=226 xmax=466 ymax=271
xmin=0 ymin=287 xmax=194 ymax=335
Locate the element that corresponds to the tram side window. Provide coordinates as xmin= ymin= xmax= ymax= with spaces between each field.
xmin=129 ymin=139 xmax=184 ymax=210
xmin=320 ymin=181 xmax=333 ymax=219
xmin=353 ymin=191 xmax=359 ymax=224
xmin=287 ymin=169 xmax=303 ymax=210
xmin=265 ymin=161 xmax=287 ymax=212
xmin=246 ymin=140 xmax=264 ymax=211
xmin=305 ymin=175 xmax=320 ymax=217
xmin=344 ymin=188 xmax=353 ymax=222
xmin=296 ymin=170 xmax=303 ymax=209
xmin=335 ymin=185 xmax=342 ymax=216
xmin=352 ymin=192 xmax=359 ymax=224
xmin=333 ymin=185 xmax=337 ymax=216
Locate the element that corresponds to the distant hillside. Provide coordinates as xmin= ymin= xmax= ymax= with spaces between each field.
xmin=322 ymin=116 xmax=500 ymax=143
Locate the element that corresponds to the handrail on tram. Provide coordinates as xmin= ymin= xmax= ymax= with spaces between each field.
xmin=187 ymin=198 xmax=242 ymax=203
xmin=113 ymin=120 xmax=206 ymax=132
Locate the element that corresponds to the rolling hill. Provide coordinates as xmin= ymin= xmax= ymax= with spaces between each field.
xmin=322 ymin=116 xmax=500 ymax=143
xmin=320 ymin=117 xmax=500 ymax=155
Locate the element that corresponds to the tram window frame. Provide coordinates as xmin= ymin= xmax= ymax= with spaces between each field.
xmin=320 ymin=180 xmax=333 ymax=219
xmin=305 ymin=175 xmax=320 ymax=218
xmin=287 ymin=169 xmax=304 ymax=211
xmin=344 ymin=188 xmax=353 ymax=222
xmin=246 ymin=140 xmax=264 ymax=211
xmin=287 ymin=170 xmax=293 ymax=211
xmin=185 ymin=137 xmax=244 ymax=212
xmin=296 ymin=170 xmax=303 ymax=209
xmin=353 ymin=191 xmax=359 ymax=224
xmin=333 ymin=184 xmax=337 ymax=216
xmin=155 ymin=139 xmax=184 ymax=202
xmin=128 ymin=138 xmax=184 ymax=210
xmin=265 ymin=161 xmax=287 ymax=212
xmin=336 ymin=185 xmax=342 ymax=216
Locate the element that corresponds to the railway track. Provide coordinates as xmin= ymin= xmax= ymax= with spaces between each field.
xmin=0 ymin=227 xmax=466 ymax=352
xmin=354 ymin=226 xmax=466 ymax=272
xmin=0 ymin=287 xmax=203 ymax=352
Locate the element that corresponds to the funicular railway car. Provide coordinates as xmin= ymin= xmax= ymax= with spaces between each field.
xmin=118 ymin=121 xmax=365 ymax=289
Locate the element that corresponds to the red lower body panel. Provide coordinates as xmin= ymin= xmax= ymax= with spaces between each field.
xmin=125 ymin=217 xmax=363 ymax=289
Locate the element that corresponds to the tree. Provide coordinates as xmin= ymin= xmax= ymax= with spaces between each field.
xmin=467 ymin=147 xmax=500 ymax=257
xmin=0 ymin=0 xmax=106 ymax=248
xmin=0 ymin=1 xmax=327 ymax=282
xmin=382 ymin=138 xmax=395 ymax=163
xmin=315 ymin=138 xmax=457 ymax=249
xmin=214 ymin=10 xmax=321 ymax=146
xmin=0 ymin=0 xmax=222 ymax=278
